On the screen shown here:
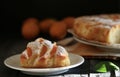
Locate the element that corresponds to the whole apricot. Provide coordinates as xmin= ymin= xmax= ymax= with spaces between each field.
xmin=49 ymin=21 xmax=67 ymax=40
xmin=63 ymin=17 xmax=75 ymax=29
xmin=39 ymin=19 xmax=56 ymax=33
xmin=21 ymin=18 xmax=40 ymax=40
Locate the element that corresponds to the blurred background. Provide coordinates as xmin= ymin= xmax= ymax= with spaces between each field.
xmin=1 ymin=0 xmax=120 ymax=39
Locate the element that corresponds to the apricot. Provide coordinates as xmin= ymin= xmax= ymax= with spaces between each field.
xmin=63 ymin=17 xmax=75 ymax=29
xmin=21 ymin=18 xmax=40 ymax=40
xmin=49 ymin=21 xmax=67 ymax=40
xmin=39 ymin=19 xmax=56 ymax=33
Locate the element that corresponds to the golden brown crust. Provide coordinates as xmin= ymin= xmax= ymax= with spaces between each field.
xmin=73 ymin=14 xmax=120 ymax=44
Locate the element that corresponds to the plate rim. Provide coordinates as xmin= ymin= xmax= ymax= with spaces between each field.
xmin=4 ymin=53 xmax=84 ymax=73
xmin=74 ymin=36 xmax=120 ymax=50
xmin=68 ymin=29 xmax=120 ymax=49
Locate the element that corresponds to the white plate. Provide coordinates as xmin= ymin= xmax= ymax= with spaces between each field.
xmin=4 ymin=53 xmax=84 ymax=75
xmin=68 ymin=29 xmax=120 ymax=51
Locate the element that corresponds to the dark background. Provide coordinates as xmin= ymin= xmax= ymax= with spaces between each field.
xmin=1 ymin=0 xmax=120 ymax=38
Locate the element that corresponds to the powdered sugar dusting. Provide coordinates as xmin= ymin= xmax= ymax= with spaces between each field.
xmin=75 ymin=15 xmax=120 ymax=29
xmin=56 ymin=46 xmax=68 ymax=56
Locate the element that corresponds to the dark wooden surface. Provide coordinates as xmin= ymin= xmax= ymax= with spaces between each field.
xmin=0 ymin=35 xmax=120 ymax=77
